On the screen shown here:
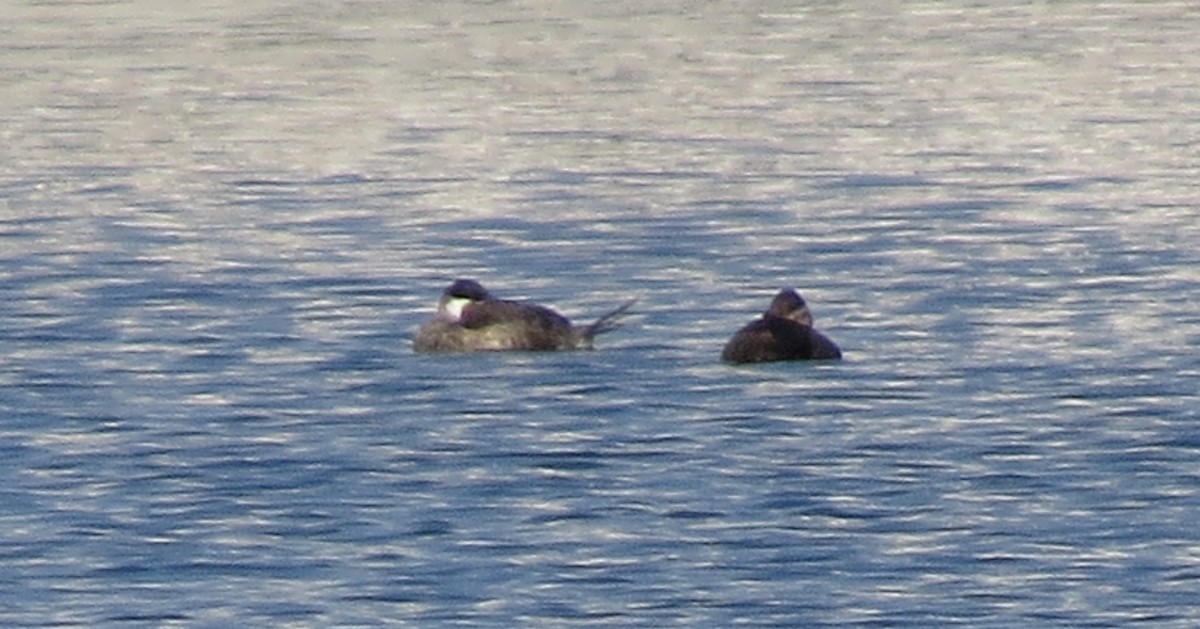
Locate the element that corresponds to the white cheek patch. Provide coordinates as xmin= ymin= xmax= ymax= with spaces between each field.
xmin=441 ymin=296 xmax=473 ymax=322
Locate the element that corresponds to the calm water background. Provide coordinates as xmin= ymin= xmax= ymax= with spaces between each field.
xmin=3 ymin=1 xmax=1199 ymax=626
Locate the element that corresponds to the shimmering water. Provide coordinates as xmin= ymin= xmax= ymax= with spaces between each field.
xmin=3 ymin=1 xmax=1199 ymax=626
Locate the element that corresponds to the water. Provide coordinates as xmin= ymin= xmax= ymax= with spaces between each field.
xmin=3 ymin=1 xmax=1199 ymax=626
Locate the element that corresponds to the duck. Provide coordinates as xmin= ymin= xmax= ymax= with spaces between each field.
xmin=413 ymin=279 xmax=634 ymax=353
xmin=721 ymin=288 xmax=841 ymax=363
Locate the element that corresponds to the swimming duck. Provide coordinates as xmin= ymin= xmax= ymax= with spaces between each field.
xmin=721 ymin=288 xmax=841 ymax=363
xmin=413 ymin=279 xmax=634 ymax=353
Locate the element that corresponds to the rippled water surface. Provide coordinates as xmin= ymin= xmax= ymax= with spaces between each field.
xmin=3 ymin=1 xmax=1199 ymax=626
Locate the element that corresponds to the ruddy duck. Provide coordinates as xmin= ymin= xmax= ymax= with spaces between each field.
xmin=721 ymin=288 xmax=841 ymax=363
xmin=413 ymin=279 xmax=635 ymax=353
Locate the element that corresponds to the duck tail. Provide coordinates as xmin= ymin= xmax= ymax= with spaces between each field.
xmin=576 ymin=298 xmax=637 ymax=348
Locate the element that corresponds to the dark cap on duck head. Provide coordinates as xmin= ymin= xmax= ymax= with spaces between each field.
xmin=444 ymin=279 xmax=490 ymax=301
xmin=766 ymin=289 xmax=813 ymax=327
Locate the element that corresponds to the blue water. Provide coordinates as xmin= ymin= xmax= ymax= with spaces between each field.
xmin=4 ymin=1 xmax=1200 ymax=627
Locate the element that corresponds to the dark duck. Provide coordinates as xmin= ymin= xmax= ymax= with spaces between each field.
xmin=413 ymin=279 xmax=634 ymax=353
xmin=721 ymin=288 xmax=841 ymax=364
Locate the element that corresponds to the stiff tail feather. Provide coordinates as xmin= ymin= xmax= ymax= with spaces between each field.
xmin=576 ymin=298 xmax=637 ymax=348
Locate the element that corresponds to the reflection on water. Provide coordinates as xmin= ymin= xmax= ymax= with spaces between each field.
xmin=3 ymin=0 xmax=1199 ymax=626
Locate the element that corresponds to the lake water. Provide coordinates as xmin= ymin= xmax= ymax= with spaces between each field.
xmin=3 ymin=1 xmax=1199 ymax=626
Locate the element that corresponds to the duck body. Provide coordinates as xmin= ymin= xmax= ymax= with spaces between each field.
xmin=413 ymin=279 xmax=632 ymax=353
xmin=721 ymin=289 xmax=841 ymax=364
